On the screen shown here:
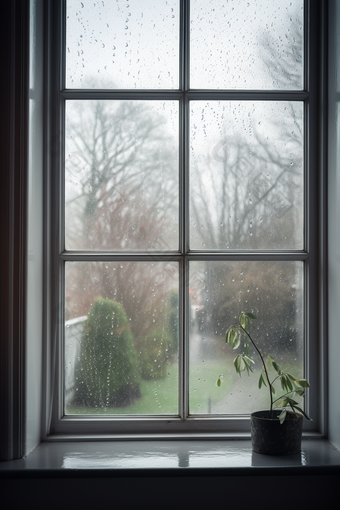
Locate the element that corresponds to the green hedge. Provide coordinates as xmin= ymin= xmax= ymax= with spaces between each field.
xmin=73 ymin=298 xmax=141 ymax=408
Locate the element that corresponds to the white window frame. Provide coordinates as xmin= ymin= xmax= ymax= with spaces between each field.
xmin=44 ymin=0 xmax=325 ymax=439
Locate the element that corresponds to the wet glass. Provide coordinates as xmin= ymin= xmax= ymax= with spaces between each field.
xmin=190 ymin=101 xmax=304 ymax=250
xmin=190 ymin=0 xmax=303 ymax=90
xmin=64 ymin=261 xmax=179 ymax=415
xmin=66 ymin=0 xmax=179 ymax=89
xmin=188 ymin=261 xmax=303 ymax=415
xmin=65 ymin=100 xmax=179 ymax=250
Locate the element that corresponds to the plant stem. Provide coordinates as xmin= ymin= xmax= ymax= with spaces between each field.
xmin=239 ymin=322 xmax=273 ymax=417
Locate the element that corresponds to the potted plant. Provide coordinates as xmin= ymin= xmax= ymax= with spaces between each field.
xmin=217 ymin=312 xmax=311 ymax=455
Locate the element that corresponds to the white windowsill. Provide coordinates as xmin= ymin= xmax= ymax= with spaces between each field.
xmin=1 ymin=438 xmax=339 ymax=476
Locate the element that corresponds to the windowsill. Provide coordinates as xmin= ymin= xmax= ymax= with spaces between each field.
xmin=1 ymin=438 xmax=339 ymax=477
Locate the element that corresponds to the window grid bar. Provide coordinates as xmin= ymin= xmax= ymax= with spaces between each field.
xmin=180 ymin=0 xmax=190 ymax=420
xmin=178 ymin=0 xmax=186 ymax=419
xmin=61 ymin=90 xmax=309 ymax=101
xmin=59 ymin=251 xmax=309 ymax=262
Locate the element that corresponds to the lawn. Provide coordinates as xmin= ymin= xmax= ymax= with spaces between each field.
xmin=66 ymin=354 xmax=304 ymax=416
xmin=66 ymin=359 xmax=235 ymax=416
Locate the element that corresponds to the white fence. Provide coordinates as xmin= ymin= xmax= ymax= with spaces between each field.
xmin=64 ymin=315 xmax=87 ymax=406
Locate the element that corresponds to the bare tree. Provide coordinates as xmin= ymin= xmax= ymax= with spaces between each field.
xmin=190 ymin=14 xmax=304 ymax=355
xmin=65 ymin=92 xmax=179 ymax=371
xmin=65 ymin=92 xmax=178 ymax=250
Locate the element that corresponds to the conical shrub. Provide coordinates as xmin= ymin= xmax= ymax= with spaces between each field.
xmin=73 ymin=298 xmax=141 ymax=408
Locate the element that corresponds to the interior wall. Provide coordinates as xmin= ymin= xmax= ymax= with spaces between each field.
xmin=328 ymin=0 xmax=340 ymax=451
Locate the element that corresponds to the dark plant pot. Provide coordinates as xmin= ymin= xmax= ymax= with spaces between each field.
xmin=250 ymin=410 xmax=303 ymax=455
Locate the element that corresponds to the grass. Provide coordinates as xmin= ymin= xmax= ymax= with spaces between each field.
xmin=66 ymin=359 xmax=235 ymax=416
xmin=66 ymin=354 xmax=304 ymax=416
xmin=67 ymin=372 xmax=178 ymax=415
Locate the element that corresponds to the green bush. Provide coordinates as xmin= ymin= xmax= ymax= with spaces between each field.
xmin=73 ymin=298 xmax=141 ymax=408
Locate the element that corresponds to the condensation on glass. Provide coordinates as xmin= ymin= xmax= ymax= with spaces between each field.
xmin=66 ymin=0 xmax=179 ymax=89
xmin=64 ymin=261 xmax=179 ymax=415
xmin=190 ymin=0 xmax=304 ymax=90
xmin=65 ymin=100 xmax=179 ymax=250
xmin=188 ymin=261 xmax=303 ymax=415
xmin=190 ymin=101 xmax=304 ymax=250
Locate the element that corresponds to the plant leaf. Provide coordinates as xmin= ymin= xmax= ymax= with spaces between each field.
xmin=243 ymin=354 xmax=255 ymax=364
xmin=265 ymin=354 xmax=282 ymax=375
xmin=261 ymin=371 xmax=267 ymax=387
xmin=297 ymin=379 xmax=310 ymax=388
xmin=239 ymin=313 xmax=248 ymax=330
xmin=272 ymin=360 xmax=281 ymax=374
xmin=258 ymin=373 xmax=262 ymax=389
xmin=280 ymin=374 xmax=287 ymax=391
xmin=226 ymin=326 xmax=241 ymax=350
xmin=258 ymin=372 xmax=264 ymax=389
xmin=287 ymin=373 xmax=299 ymax=382
xmin=285 ymin=397 xmax=299 ymax=406
xmin=244 ymin=312 xmax=257 ymax=320
xmin=232 ymin=332 xmax=241 ymax=350
xmin=278 ymin=409 xmax=287 ymax=424
xmin=233 ymin=355 xmax=242 ymax=375
xmin=281 ymin=374 xmax=293 ymax=392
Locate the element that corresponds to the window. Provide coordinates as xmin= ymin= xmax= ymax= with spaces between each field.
xmin=49 ymin=0 xmax=319 ymax=437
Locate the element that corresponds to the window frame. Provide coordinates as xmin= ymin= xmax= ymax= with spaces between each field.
xmin=46 ymin=0 xmax=323 ymax=438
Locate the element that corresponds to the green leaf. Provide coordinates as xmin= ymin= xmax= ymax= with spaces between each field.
xmin=243 ymin=354 xmax=255 ymax=364
xmin=286 ymin=376 xmax=294 ymax=392
xmin=285 ymin=397 xmax=299 ymax=406
xmin=233 ymin=354 xmax=254 ymax=377
xmin=233 ymin=355 xmax=242 ymax=375
xmin=280 ymin=374 xmax=287 ymax=391
xmin=261 ymin=370 xmax=267 ymax=386
xmin=297 ymin=379 xmax=310 ymax=388
xmin=271 ymin=385 xmax=276 ymax=394
xmin=280 ymin=374 xmax=294 ymax=392
xmin=232 ymin=333 xmax=241 ymax=350
xmin=225 ymin=326 xmax=234 ymax=344
xmin=239 ymin=313 xmax=248 ymax=330
xmin=287 ymin=373 xmax=299 ymax=382
xmin=278 ymin=409 xmax=287 ymax=424
xmin=226 ymin=326 xmax=241 ymax=350
xmin=272 ymin=360 xmax=281 ymax=374
xmin=265 ymin=354 xmax=282 ymax=375
xmin=258 ymin=371 xmax=267 ymax=389
xmin=258 ymin=373 xmax=263 ymax=389
xmin=239 ymin=357 xmax=246 ymax=372
xmin=244 ymin=312 xmax=257 ymax=320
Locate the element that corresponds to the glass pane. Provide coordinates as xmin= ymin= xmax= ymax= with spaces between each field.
xmin=65 ymin=261 xmax=179 ymax=415
xmin=66 ymin=0 xmax=179 ymax=89
xmin=190 ymin=101 xmax=303 ymax=250
xmin=190 ymin=0 xmax=303 ymax=90
xmin=65 ymin=100 xmax=179 ymax=250
xmin=189 ymin=261 xmax=303 ymax=415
